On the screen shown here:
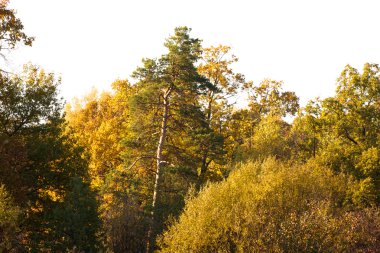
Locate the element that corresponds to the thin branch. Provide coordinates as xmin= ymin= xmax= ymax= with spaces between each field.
xmin=125 ymin=155 xmax=156 ymax=170
xmin=343 ymin=128 xmax=359 ymax=145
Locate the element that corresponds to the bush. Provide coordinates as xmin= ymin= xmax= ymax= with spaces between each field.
xmin=158 ymin=159 xmax=379 ymax=252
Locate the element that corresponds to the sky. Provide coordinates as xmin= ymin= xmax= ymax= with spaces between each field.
xmin=5 ymin=0 xmax=380 ymax=106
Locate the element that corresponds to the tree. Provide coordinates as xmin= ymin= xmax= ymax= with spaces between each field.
xmin=126 ymin=27 xmax=212 ymax=252
xmin=0 ymin=0 xmax=33 ymax=61
xmin=246 ymin=79 xmax=299 ymax=118
xmin=48 ymin=177 xmax=101 ymax=252
xmin=0 ymin=64 xmax=62 ymax=203
xmin=197 ymin=45 xmax=245 ymax=184
xmin=0 ymin=64 xmax=101 ymax=251
xmin=66 ymin=80 xmax=132 ymax=188
xmin=290 ymin=99 xmax=322 ymax=161
xmin=251 ymin=114 xmax=291 ymax=159
xmin=227 ymin=79 xmax=299 ymax=163
xmin=307 ymin=63 xmax=380 ymax=204
xmin=66 ymin=80 xmax=144 ymax=252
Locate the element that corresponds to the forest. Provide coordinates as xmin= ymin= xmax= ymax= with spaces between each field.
xmin=0 ymin=2 xmax=379 ymax=252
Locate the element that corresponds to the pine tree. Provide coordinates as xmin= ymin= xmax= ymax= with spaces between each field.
xmin=125 ymin=27 xmax=213 ymax=252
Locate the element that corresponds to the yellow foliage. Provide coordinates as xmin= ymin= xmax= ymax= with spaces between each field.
xmin=158 ymin=159 xmax=379 ymax=252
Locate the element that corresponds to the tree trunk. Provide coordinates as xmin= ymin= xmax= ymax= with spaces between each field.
xmin=146 ymin=87 xmax=171 ymax=253
xmin=199 ymin=93 xmax=213 ymax=188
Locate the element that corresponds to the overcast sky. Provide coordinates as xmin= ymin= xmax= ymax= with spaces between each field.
xmin=6 ymin=0 xmax=380 ymax=106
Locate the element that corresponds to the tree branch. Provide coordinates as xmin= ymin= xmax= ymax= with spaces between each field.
xmin=125 ymin=155 xmax=156 ymax=170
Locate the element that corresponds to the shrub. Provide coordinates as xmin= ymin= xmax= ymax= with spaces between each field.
xmin=158 ymin=158 xmax=379 ymax=252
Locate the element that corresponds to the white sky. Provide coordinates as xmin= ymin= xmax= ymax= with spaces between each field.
xmin=5 ymin=0 xmax=380 ymax=106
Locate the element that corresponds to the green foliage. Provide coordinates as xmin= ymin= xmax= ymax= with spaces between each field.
xmin=291 ymin=63 xmax=380 ymax=203
xmin=123 ymin=27 xmax=215 ymax=251
xmin=289 ymin=100 xmax=321 ymax=161
xmin=159 ymin=159 xmax=379 ymax=252
xmin=47 ymin=177 xmax=101 ymax=252
xmin=0 ymin=65 xmax=63 ymax=207
xmin=0 ymin=65 xmax=101 ymax=251
xmin=0 ymin=64 xmax=61 ymax=137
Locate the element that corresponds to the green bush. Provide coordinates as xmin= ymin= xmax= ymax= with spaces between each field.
xmin=158 ymin=159 xmax=379 ymax=252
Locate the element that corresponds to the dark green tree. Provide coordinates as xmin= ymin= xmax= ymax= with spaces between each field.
xmin=48 ymin=177 xmax=100 ymax=252
xmin=0 ymin=65 xmax=101 ymax=251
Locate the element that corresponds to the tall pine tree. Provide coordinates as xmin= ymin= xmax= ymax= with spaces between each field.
xmin=124 ymin=27 xmax=213 ymax=252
